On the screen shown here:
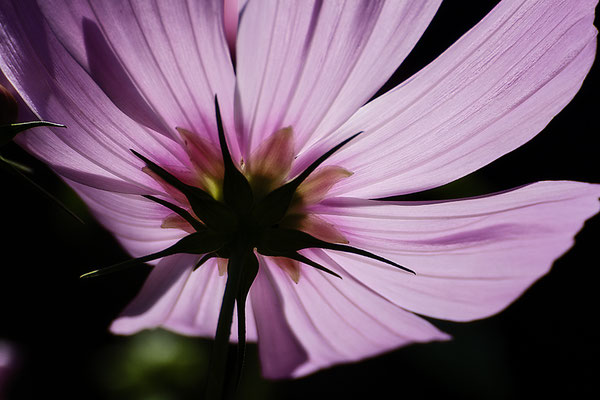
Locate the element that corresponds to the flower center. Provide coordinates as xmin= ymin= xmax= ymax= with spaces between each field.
xmin=81 ymin=98 xmax=413 ymax=283
xmin=171 ymin=125 xmax=353 ymax=282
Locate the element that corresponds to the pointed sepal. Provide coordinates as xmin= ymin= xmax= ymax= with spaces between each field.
xmin=258 ymin=228 xmax=415 ymax=275
xmin=131 ymin=149 xmax=237 ymax=231
xmin=81 ymin=231 xmax=226 ymax=278
xmin=1 ymin=121 xmax=65 ymax=147
xmin=214 ymin=96 xmax=254 ymax=214
xmin=143 ymin=195 xmax=205 ymax=232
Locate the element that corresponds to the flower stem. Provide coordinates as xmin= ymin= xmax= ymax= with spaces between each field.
xmin=205 ymin=245 xmax=259 ymax=400
xmin=204 ymin=255 xmax=241 ymax=400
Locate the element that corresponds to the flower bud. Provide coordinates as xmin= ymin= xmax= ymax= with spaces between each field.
xmin=0 ymin=84 xmax=18 ymax=126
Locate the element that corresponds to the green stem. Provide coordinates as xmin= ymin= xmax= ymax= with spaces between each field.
xmin=205 ymin=251 xmax=244 ymax=400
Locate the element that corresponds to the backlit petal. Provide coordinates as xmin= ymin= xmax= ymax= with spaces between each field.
xmin=250 ymin=263 xmax=308 ymax=378
xmin=70 ymin=180 xmax=185 ymax=259
xmin=36 ymin=0 xmax=237 ymax=150
xmin=0 ymin=0 xmax=188 ymax=194
xmin=259 ymin=255 xmax=449 ymax=377
xmin=316 ymin=181 xmax=600 ymax=321
xmin=110 ymin=254 xmax=196 ymax=334
xmin=235 ymin=0 xmax=441 ymax=157
xmin=307 ymin=0 xmax=598 ymax=197
xmin=112 ymin=256 xmax=258 ymax=342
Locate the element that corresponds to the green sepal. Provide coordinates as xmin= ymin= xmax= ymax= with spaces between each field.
xmin=80 ymin=230 xmax=225 ymax=278
xmin=252 ymin=132 xmax=361 ymax=227
xmin=193 ymin=253 xmax=217 ymax=271
xmin=258 ymin=228 xmax=415 ymax=275
xmin=214 ymin=96 xmax=254 ymax=215
xmin=283 ymin=251 xmax=342 ymax=279
xmin=0 ymin=154 xmax=33 ymax=173
xmin=131 ymin=149 xmax=237 ymax=232
xmin=0 ymin=121 xmax=65 ymax=147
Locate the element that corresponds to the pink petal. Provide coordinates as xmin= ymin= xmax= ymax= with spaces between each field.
xmin=112 ymin=256 xmax=258 ymax=342
xmin=36 ymin=0 xmax=238 ymax=153
xmin=235 ymin=0 xmax=441 ymax=157
xmin=0 ymin=1 xmax=189 ymax=194
xmin=163 ymin=265 xmax=259 ymax=342
xmin=70 ymin=180 xmax=185 ymax=259
xmin=315 ymin=181 xmax=600 ymax=321
xmin=110 ymin=254 xmax=197 ymax=335
xmin=308 ymin=0 xmax=598 ymax=198
xmin=223 ymin=0 xmax=238 ymax=58
xmin=250 ymin=261 xmax=308 ymax=378
xmin=259 ymin=255 xmax=449 ymax=378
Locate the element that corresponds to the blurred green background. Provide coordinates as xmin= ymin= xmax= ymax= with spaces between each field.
xmin=1 ymin=1 xmax=599 ymax=399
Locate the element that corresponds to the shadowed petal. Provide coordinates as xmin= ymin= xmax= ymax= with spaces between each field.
xmin=162 ymin=262 xmax=258 ymax=342
xmin=111 ymin=256 xmax=258 ymax=342
xmin=110 ymin=254 xmax=197 ymax=334
xmin=37 ymin=0 xmax=237 ymax=152
xmin=250 ymin=261 xmax=308 ymax=379
xmin=315 ymin=181 xmax=600 ymax=321
xmin=0 ymin=0 xmax=188 ymax=194
xmin=70 ymin=180 xmax=186 ymax=259
xmin=224 ymin=0 xmax=239 ymax=58
xmin=306 ymin=0 xmax=598 ymax=198
xmin=235 ymin=0 xmax=441 ymax=157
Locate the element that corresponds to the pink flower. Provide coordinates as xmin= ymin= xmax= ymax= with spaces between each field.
xmin=1 ymin=0 xmax=599 ymax=382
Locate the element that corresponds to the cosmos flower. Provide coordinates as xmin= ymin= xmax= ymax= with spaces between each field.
xmin=1 ymin=0 xmax=599 ymax=384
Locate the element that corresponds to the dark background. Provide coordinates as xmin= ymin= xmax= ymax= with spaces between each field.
xmin=1 ymin=1 xmax=598 ymax=399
